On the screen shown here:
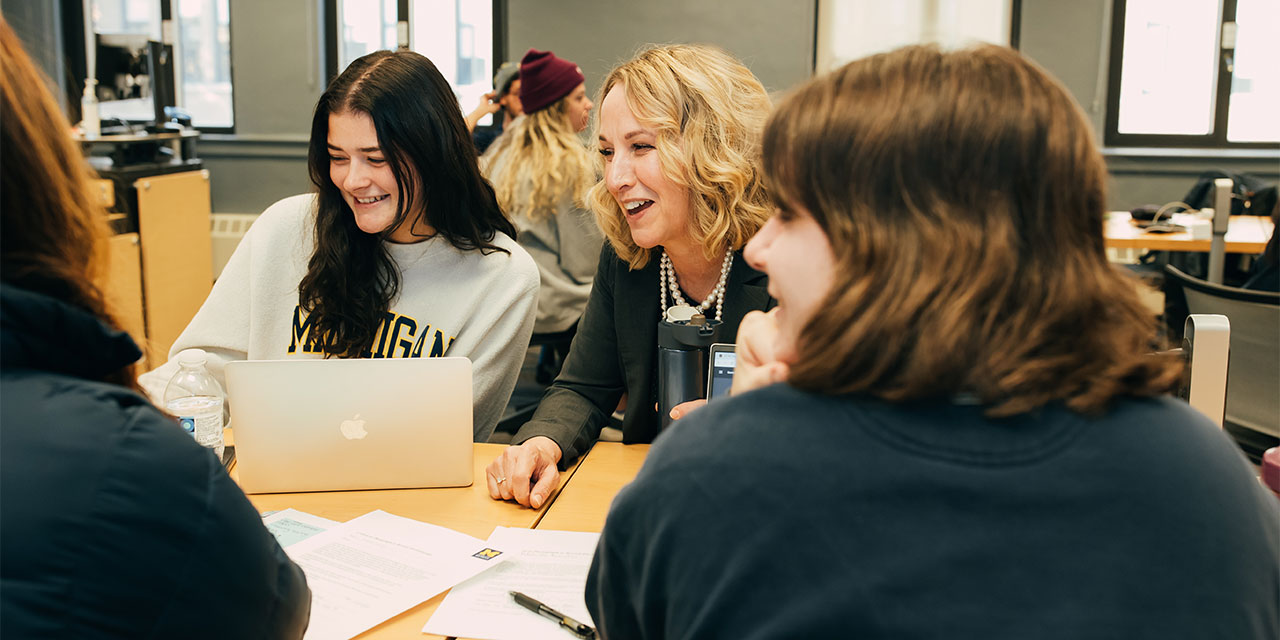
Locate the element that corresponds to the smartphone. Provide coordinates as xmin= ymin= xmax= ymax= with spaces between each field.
xmin=706 ymin=343 xmax=736 ymax=401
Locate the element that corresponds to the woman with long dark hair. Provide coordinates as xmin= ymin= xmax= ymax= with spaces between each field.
xmin=0 ymin=18 xmax=310 ymax=637
xmin=140 ymin=50 xmax=539 ymax=440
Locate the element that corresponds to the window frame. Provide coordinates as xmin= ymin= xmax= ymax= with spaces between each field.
xmin=1104 ymin=0 xmax=1272 ymax=149
xmin=323 ymin=0 xmax=506 ymax=87
xmin=62 ymin=0 xmax=237 ymax=133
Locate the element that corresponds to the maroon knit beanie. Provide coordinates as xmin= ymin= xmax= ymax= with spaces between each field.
xmin=518 ymin=48 xmax=585 ymax=114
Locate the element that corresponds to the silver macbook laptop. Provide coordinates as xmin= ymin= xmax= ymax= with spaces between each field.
xmin=224 ymin=358 xmax=473 ymax=494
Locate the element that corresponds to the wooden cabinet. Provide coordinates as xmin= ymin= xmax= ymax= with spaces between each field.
xmin=135 ymin=171 xmax=213 ymax=363
xmin=105 ymin=232 xmax=148 ymax=368
xmin=102 ymin=170 xmax=213 ymax=367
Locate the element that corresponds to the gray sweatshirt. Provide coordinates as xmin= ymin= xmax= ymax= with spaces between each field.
xmin=139 ymin=193 xmax=539 ymax=441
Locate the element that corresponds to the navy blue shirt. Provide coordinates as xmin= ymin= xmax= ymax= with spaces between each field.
xmin=1 ymin=284 xmax=310 ymax=638
xmin=587 ymin=384 xmax=1280 ymax=639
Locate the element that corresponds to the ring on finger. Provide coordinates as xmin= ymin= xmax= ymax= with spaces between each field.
xmin=496 ymin=476 xmax=507 ymax=484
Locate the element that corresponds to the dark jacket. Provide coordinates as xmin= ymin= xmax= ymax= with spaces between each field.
xmin=588 ymin=385 xmax=1280 ymax=639
xmin=512 ymin=244 xmax=772 ymax=467
xmin=473 ymin=119 xmax=505 ymax=154
xmin=0 ymin=284 xmax=310 ymax=639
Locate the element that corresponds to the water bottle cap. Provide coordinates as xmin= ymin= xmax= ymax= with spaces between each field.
xmin=176 ymin=349 xmax=208 ymax=365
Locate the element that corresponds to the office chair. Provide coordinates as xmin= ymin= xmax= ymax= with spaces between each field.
xmin=1165 ymin=265 xmax=1279 ymax=454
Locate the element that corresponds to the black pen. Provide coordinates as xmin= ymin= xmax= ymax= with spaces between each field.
xmin=510 ymin=590 xmax=596 ymax=639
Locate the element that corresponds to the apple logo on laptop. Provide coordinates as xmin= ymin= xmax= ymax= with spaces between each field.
xmin=340 ymin=414 xmax=369 ymax=440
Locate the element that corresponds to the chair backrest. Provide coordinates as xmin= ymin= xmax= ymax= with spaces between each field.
xmin=1165 ymin=265 xmax=1280 ymax=437
xmin=1180 ymin=314 xmax=1230 ymax=427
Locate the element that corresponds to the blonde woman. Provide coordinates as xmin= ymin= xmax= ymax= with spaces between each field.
xmin=482 ymin=49 xmax=601 ymax=351
xmin=485 ymin=45 xmax=774 ymax=508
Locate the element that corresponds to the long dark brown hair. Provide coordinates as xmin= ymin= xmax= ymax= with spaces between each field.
xmin=765 ymin=44 xmax=1180 ymax=416
xmin=300 ymin=50 xmax=516 ymax=358
xmin=0 ymin=18 xmax=141 ymax=391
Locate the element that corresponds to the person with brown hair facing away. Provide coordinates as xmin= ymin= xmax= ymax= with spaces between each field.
xmin=482 ymin=48 xmax=602 ymax=375
xmin=485 ymin=44 xmax=775 ymax=508
xmin=0 ymin=18 xmax=310 ymax=638
xmin=586 ymin=44 xmax=1279 ymax=639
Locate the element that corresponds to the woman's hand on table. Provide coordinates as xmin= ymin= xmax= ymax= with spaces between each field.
xmin=732 ymin=309 xmax=790 ymax=395
xmin=486 ymin=436 xmax=562 ymax=509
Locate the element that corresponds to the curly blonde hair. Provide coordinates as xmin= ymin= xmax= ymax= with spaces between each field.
xmin=588 ymin=44 xmax=772 ymax=269
xmin=482 ymin=95 xmax=594 ymax=222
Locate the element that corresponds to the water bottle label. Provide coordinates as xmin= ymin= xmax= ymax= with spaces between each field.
xmin=178 ymin=417 xmax=196 ymax=434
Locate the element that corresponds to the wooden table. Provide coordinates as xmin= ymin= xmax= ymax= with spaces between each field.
xmin=231 ymin=442 xmax=582 ymax=639
xmin=536 ymin=443 xmax=650 ymax=533
xmin=1103 ymin=211 xmax=1273 ymax=253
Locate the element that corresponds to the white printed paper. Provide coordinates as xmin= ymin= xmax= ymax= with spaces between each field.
xmin=423 ymin=527 xmax=600 ymax=640
xmin=286 ymin=510 xmax=509 ymax=640
xmin=263 ymin=508 xmax=339 ymax=549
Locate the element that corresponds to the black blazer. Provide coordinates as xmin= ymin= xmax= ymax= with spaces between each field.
xmin=512 ymin=244 xmax=773 ymax=467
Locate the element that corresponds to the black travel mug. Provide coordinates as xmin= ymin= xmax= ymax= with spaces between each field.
xmin=657 ymin=318 xmax=721 ymax=430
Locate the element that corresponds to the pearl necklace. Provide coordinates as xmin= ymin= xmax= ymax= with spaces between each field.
xmin=659 ymin=248 xmax=733 ymax=322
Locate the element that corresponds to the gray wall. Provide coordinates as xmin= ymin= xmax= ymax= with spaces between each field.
xmin=1019 ymin=0 xmax=1279 ymax=211
xmin=199 ymin=0 xmax=323 ymax=213
xmin=506 ymin=0 xmax=816 ymax=98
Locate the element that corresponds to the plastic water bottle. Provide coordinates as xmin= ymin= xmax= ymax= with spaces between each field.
xmin=81 ymin=79 xmax=100 ymax=138
xmin=164 ymin=349 xmax=225 ymax=459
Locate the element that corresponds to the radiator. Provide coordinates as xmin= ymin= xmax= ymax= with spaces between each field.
xmin=210 ymin=213 xmax=258 ymax=279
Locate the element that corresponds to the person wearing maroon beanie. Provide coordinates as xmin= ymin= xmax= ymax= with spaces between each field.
xmin=518 ymin=49 xmax=591 ymax=129
xmin=480 ymin=48 xmax=600 ymax=384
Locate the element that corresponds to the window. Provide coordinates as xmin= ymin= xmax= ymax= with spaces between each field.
xmin=90 ymin=0 xmax=162 ymax=123
xmin=815 ymin=0 xmax=1015 ymax=74
xmin=334 ymin=0 xmax=399 ymax=72
xmin=175 ymin=0 xmax=234 ymax=129
xmin=1105 ymin=0 xmax=1278 ymax=148
xmin=327 ymin=0 xmax=499 ymax=124
xmin=83 ymin=0 xmax=235 ymax=131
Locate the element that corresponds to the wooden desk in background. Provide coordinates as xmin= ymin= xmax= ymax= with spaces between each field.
xmin=1103 ymin=211 xmax=1273 ymax=253
xmin=536 ymin=443 xmax=650 ymax=533
xmin=227 ymin=441 xmax=584 ymax=640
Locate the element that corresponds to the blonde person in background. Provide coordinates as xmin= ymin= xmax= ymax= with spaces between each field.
xmin=585 ymin=44 xmax=1280 ymax=638
xmin=482 ymin=48 xmax=602 ymax=379
xmin=485 ymin=45 xmax=775 ymax=508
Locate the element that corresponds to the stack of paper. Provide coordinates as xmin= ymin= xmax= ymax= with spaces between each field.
xmin=279 ymin=510 xmax=511 ymax=640
xmin=424 ymin=527 xmax=601 ymax=640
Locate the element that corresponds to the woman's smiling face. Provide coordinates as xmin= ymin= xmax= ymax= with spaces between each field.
xmin=597 ymin=84 xmax=691 ymax=252
xmin=327 ymin=110 xmax=421 ymax=243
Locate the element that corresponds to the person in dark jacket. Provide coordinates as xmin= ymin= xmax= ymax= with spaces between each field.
xmin=0 ymin=19 xmax=310 ymax=638
xmin=465 ymin=61 xmax=522 ymax=154
xmin=586 ymin=44 xmax=1279 ymax=639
